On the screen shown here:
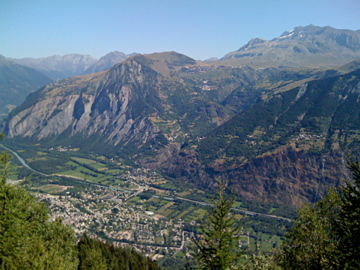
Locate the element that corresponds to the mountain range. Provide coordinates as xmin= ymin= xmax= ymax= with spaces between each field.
xmin=10 ymin=51 xmax=135 ymax=80
xmin=220 ymin=25 xmax=360 ymax=68
xmin=7 ymin=25 xmax=360 ymax=81
xmin=3 ymin=25 xmax=360 ymax=207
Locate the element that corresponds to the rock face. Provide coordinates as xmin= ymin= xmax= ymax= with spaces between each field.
xmin=3 ymin=52 xmax=234 ymax=157
xmin=5 ymin=56 xmax=161 ymax=148
xmin=5 ymin=44 xmax=360 ymax=207
xmin=166 ymin=147 xmax=345 ymax=207
xmin=227 ymin=149 xmax=344 ymax=207
xmin=221 ymin=25 xmax=360 ymax=68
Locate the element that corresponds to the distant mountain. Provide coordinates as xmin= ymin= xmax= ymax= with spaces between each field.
xmin=0 ymin=56 xmax=52 ymax=117
xmin=204 ymin=57 xmax=219 ymax=62
xmin=221 ymin=25 xmax=360 ymax=68
xmin=2 ymin=52 xmax=239 ymax=162
xmin=164 ymin=67 xmax=360 ymax=206
xmin=4 ymin=47 xmax=360 ymax=207
xmin=11 ymin=54 xmax=98 ymax=80
xmin=84 ymin=51 xmax=136 ymax=74
xmin=5 ymin=51 xmax=295 ymax=168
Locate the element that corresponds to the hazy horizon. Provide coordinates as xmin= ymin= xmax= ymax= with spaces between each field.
xmin=1 ymin=0 xmax=360 ymax=60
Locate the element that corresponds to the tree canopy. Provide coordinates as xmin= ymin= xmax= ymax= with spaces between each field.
xmin=193 ymin=178 xmax=244 ymax=270
xmin=0 ymin=149 xmax=79 ymax=269
xmin=276 ymin=158 xmax=360 ymax=269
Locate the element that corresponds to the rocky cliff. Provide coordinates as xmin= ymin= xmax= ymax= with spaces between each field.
xmin=4 ymin=48 xmax=360 ymax=207
xmin=3 ymin=52 xmax=236 ymax=159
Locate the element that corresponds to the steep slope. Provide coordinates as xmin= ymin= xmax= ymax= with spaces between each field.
xmin=11 ymin=54 xmax=98 ymax=80
xmin=221 ymin=25 xmax=360 ymax=68
xmin=84 ymin=51 xmax=136 ymax=74
xmin=0 ymin=56 xmax=52 ymax=117
xmin=5 ymin=49 xmax=360 ymax=208
xmin=164 ymin=68 xmax=360 ymax=206
xmin=3 ymin=52 xmax=237 ymax=163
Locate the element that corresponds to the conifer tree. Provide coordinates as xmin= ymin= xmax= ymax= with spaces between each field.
xmin=77 ymin=234 xmax=161 ymax=270
xmin=193 ymin=178 xmax=243 ymax=270
xmin=275 ymin=188 xmax=341 ymax=269
xmin=334 ymin=158 xmax=360 ymax=269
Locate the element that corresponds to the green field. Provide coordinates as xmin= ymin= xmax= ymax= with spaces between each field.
xmin=34 ymin=184 xmax=70 ymax=194
xmin=56 ymin=170 xmax=92 ymax=180
xmin=71 ymin=157 xmax=97 ymax=164
xmin=176 ymin=206 xmax=195 ymax=220
xmin=7 ymin=143 xmax=290 ymax=254
xmin=71 ymin=157 xmax=108 ymax=170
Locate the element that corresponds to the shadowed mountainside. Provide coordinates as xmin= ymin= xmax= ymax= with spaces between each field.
xmin=0 ymin=56 xmax=52 ymax=117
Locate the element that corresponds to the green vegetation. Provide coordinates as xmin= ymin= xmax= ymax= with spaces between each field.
xmin=0 ymin=147 xmax=161 ymax=269
xmin=4 ymin=141 xmax=360 ymax=269
xmin=275 ymin=158 xmax=360 ymax=269
xmin=188 ymin=158 xmax=360 ymax=269
xmin=0 ymin=149 xmax=78 ymax=269
xmin=193 ymin=179 xmax=244 ymax=269
xmin=5 ymin=142 xmax=293 ymax=258
xmin=77 ymin=235 xmax=160 ymax=270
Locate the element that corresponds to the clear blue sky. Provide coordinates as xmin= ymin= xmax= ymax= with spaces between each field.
xmin=1 ymin=0 xmax=359 ymax=60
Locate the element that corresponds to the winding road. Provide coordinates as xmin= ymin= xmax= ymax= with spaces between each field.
xmin=1 ymin=144 xmax=292 ymax=222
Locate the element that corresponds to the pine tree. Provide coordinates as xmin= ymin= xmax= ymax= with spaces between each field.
xmin=77 ymin=234 xmax=161 ymax=270
xmin=193 ymin=178 xmax=244 ymax=270
xmin=334 ymin=158 xmax=360 ymax=269
xmin=275 ymin=188 xmax=341 ymax=269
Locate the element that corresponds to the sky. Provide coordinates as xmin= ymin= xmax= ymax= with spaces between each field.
xmin=1 ymin=0 xmax=360 ymax=60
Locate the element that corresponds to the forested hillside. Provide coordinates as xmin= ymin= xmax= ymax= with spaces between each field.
xmin=164 ymin=67 xmax=360 ymax=206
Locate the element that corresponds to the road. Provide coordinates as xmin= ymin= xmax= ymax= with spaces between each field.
xmin=1 ymin=145 xmax=133 ymax=194
xmin=175 ymin=196 xmax=292 ymax=222
xmin=3 ymin=145 xmax=292 ymax=222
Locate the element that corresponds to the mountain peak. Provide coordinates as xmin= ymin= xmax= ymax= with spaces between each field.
xmin=222 ymin=25 xmax=360 ymax=68
xmin=83 ymin=51 xmax=134 ymax=74
xmin=118 ymin=51 xmax=196 ymax=77
xmin=143 ymin=51 xmax=196 ymax=65
xmin=237 ymin=38 xmax=268 ymax=51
